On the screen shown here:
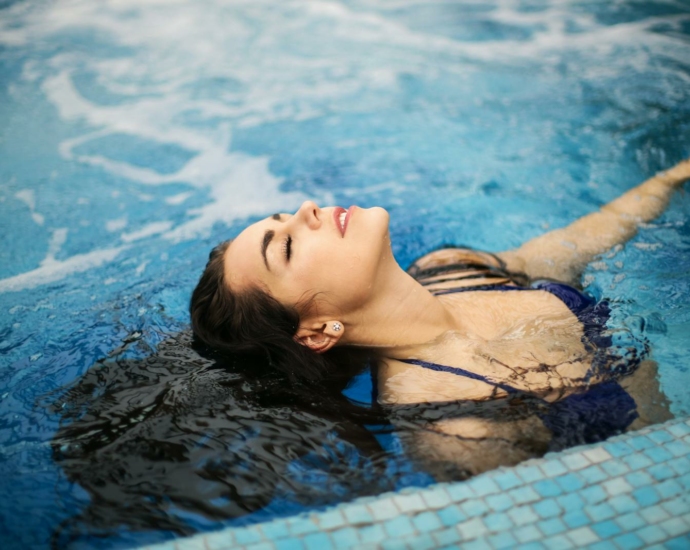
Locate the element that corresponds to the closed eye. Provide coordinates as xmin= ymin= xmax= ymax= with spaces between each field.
xmin=282 ymin=235 xmax=292 ymax=261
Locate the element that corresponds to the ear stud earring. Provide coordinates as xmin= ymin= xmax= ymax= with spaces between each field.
xmin=332 ymin=322 xmax=342 ymax=332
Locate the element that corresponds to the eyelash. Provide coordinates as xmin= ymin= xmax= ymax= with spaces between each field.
xmin=282 ymin=236 xmax=292 ymax=261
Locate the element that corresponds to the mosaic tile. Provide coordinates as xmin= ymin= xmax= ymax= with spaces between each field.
xmin=584 ymin=502 xmax=616 ymax=522
xmin=245 ymin=543 xmax=275 ymax=550
xmin=533 ymin=498 xmax=562 ymax=519
xmin=357 ymin=524 xmax=386 ymax=545
xmin=539 ymin=459 xmax=568 ymax=478
xmin=533 ymin=479 xmax=562 ymax=498
xmin=507 ymin=486 xmax=540 ymax=505
xmin=589 ymin=542 xmax=614 ymax=550
xmin=460 ymin=498 xmax=489 ymax=518
xmin=604 ymin=441 xmax=635 ymax=458
xmin=635 ymin=525 xmax=667 ymax=545
xmin=562 ymin=510 xmax=589 ymax=530
xmin=420 ymin=487 xmax=452 ymax=510
xmin=581 ymin=447 xmax=612 ymax=464
xmin=614 ymin=511 xmax=645 ymax=532
xmin=303 ymin=532 xmax=333 ymax=550
xmin=628 ymin=436 xmax=655 ymax=452
xmin=601 ymin=460 xmax=630 ymax=477
xmin=566 ymin=526 xmax=598 ymax=546
xmin=540 ymin=534 xmax=574 ymax=550
xmin=437 ymin=505 xmax=466 ymax=526
xmin=515 ymin=465 xmax=545 ymax=484
xmin=665 ymin=536 xmax=690 ymax=550
xmin=554 ymin=473 xmax=585 ymax=493
xmin=508 ymin=505 xmax=539 ymax=526
xmin=624 ymin=470 xmax=654 ymax=488
xmin=578 ymin=465 xmax=608 ymax=485
xmin=667 ymin=423 xmax=690 ymax=438
xmin=176 ymin=536 xmax=210 ymax=550
xmin=643 ymin=446 xmax=673 ymax=464
xmin=591 ymin=519 xmax=622 ymax=539
xmin=537 ymin=517 xmax=566 ymax=537
xmin=368 ymin=499 xmax=399 ymax=522
xmin=513 ymin=524 xmax=542 ymax=544
xmin=446 ymin=482 xmax=475 ymax=503
xmin=555 ymin=493 xmax=585 ymax=512
xmin=487 ymin=531 xmax=518 ymax=549
xmin=485 ymin=493 xmax=513 ymax=513
xmin=469 ymin=476 xmax=500 ymax=497
xmin=275 ymin=539 xmax=305 ymax=550
xmin=205 ymin=532 xmax=234 ymax=550
xmin=432 ymin=526 xmax=461 ymax=546
xmin=561 ymin=453 xmax=590 ymax=471
xmin=234 ymin=528 xmax=263 ymax=546
xmin=317 ymin=510 xmax=346 ymax=531
xmin=646 ymin=463 xmax=675 ymax=482
xmin=661 ymin=496 xmax=690 ymax=516
xmin=407 ymin=533 xmax=436 ymax=550
xmin=640 ymin=504 xmax=670 ymax=524
xmin=517 ymin=542 xmax=546 ymax=550
xmin=412 ymin=511 xmax=442 ymax=533
xmin=631 ymin=486 xmax=660 ymax=507
xmin=457 ymin=517 xmax=489 ymax=540
xmin=461 ymin=537 xmax=492 ymax=550
xmin=648 ymin=430 xmax=674 ymax=445
xmin=343 ymin=504 xmax=373 ymax=526
xmin=611 ymin=532 xmax=645 ymax=549
xmin=609 ymin=494 xmax=639 ymax=515
xmin=603 ymin=477 xmax=634 ymax=497
xmin=580 ymin=485 xmax=607 ymax=505
xmin=483 ymin=512 xmax=513 ymax=532
xmin=659 ymin=517 xmax=690 ymax=538
xmin=383 ymin=515 xmax=415 ymax=538
xmin=260 ymin=521 xmax=290 ymax=540
xmin=392 ymin=493 xmax=427 ymax=514
xmin=622 ymin=452 xmax=654 ymax=471
xmin=330 ymin=527 xmax=359 ymax=549
xmin=493 ymin=470 xmax=523 ymax=491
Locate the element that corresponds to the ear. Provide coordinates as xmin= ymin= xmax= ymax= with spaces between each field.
xmin=294 ymin=321 xmax=344 ymax=354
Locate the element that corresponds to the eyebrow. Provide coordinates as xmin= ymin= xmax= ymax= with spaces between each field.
xmin=261 ymin=230 xmax=274 ymax=271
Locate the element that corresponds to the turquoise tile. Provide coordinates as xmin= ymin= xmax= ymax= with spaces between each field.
xmin=408 ymin=533 xmax=436 ymax=550
xmin=566 ymin=526 xmax=599 ymax=546
xmin=615 ymin=512 xmax=645 ymax=532
xmin=412 ymin=511 xmax=442 ymax=533
xmin=602 ymin=477 xmax=633 ymax=497
xmin=493 ymin=471 xmax=522 ymax=491
xmin=581 ymin=448 xmax=612 ymax=464
xmin=516 ymin=465 xmax=544 ymax=484
xmin=679 ymin=473 xmax=690 ymax=490
xmin=508 ymin=505 xmax=538 ymax=526
xmin=437 ymin=505 xmax=466 ymax=526
xmin=561 ymin=453 xmax=590 ymax=471
xmin=343 ymin=504 xmax=373 ymax=526
xmin=513 ymin=524 xmax=542 ymax=543
xmin=317 ymin=510 xmax=346 ymax=530
xmin=507 ymin=486 xmax=540 ymax=505
xmin=330 ymin=527 xmax=359 ymax=549
xmin=533 ymin=479 xmax=561 ymax=498
xmin=579 ymin=465 xmax=607 ymax=485
xmin=260 ymin=521 xmax=290 ymax=540
xmin=562 ymin=510 xmax=589 ymax=529
xmin=485 ymin=493 xmax=513 ymax=512
xmin=540 ymin=460 xmax=568 ymax=478
xmin=666 ymin=456 xmax=690 ymax=475
xmin=601 ymin=460 xmax=629 ymax=477
xmin=383 ymin=516 xmax=415 ymax=537
xmin=632 ymin=486 xmax=660 ymax=507
xmin=609 ymin=494 xmax=638 ymax=514
xmin=556 ymin=493 xmax=584 ymax=512
xmin=604 ymin=441 xmax=634 ymax=458
xmin=463 ymin=538 xmax=492 ymax=550
xmin=657 ymin=479 xmax=683 ymax=500
xmin=554 ymin=473 xmax=585 ymax=492
xmin=460 ymin=498 xmax=489 ymax=518
xmin=635 ymin=525 xmax=667 ymax=545
xmin=245 ymin=542 xmax=274 ymax=550
xmin=178 ymin=537 xmax=212 ymax=550
xmin=432 ymin=526 xmax=461 ymax=546
xmin=643 ymin=446 xmax=673 ymax=464
xmin=234 ymin=528 xmax=262 ymax=545
xmin=537 ymin=518 xmax=566 ymax=537
xmin=667 ymin=423 xmax=690 ymax=438
xmin=484 ymin=512 xmax=513 ymax=532
xmin=625 ymin=470 xmax=654 ymax=488
xmin=660 ymin=496 xmax=690 ymax=515
xmin=368 ymin=500 xmax=399 ymax=522
xmin=666 ymin=440 xmax=690 ymax=458
xmin=421 ymin=487 xmax=452 ymax=510
xmin=533 ymin=499 xmax=561 ymax=519
xmin=647 ymin=463 xmax=675 ymax=482
xmin=518 ymin=542 xmax=546 ymax=550
xmin=640 ymin=504 xmax=670 ymax=525
xmin=589 ymin=542 xmax=613 ymax=550
xmin=623 ymin=453 xmax=654 ymax=471
xmin=666 ymin=535 xmax=690 ymax=550
xmin=584 ymin=502 xmax=616 ymax=522
xmin=487 ymin=531 xmax=518 ymax=549
xmin=358 ymin=524 xmax=386 ymax=545
xmin=287 ymin=517 xmax=319 ymax=536
xmin=457 ymin=517 xmax=488 ymax=539
xmin=470 ymin=477 xmax=500 ymax=497
xmin=541 ymin=534 xmax=574 ymax=550
xmin=659 ymin=517 xmax=689 ymax=538
xmin=304 ymin=532 xmax=333 ymax=550
xmin=628 ymin=436 xmax=655 ymax=451
xmin=275 ymin=539 xmax=305 ymax=550
xmin=580 ymin=485 xmax=607 ymax=505
xmin=447 ymin=483 xmax=475 ymax=503
xmin=393 ymin=493 xmax=427 ymax=514
xmin=612 ymin=532 xmax=645 ymax=549
xmin=648 ymin=430 xmax=674 ymax=444
xmin=380 ymin=539 xmax=406 ymax=550
xmin=591 ymin=520 xmax=621 ymax=539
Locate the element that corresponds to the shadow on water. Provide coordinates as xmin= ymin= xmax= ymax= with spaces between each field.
xmin=43 ymin=332 xmax=393 ymax=548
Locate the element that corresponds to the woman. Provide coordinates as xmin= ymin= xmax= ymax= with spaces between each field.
xmin=190 ymin=159 xmax=690 ymax=464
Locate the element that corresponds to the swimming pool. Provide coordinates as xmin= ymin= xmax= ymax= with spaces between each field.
xmin=1 ymin=0 xmax=689 ymax=548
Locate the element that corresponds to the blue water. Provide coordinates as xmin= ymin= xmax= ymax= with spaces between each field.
xmin=1 ymin=0 xmax=690 ymax=548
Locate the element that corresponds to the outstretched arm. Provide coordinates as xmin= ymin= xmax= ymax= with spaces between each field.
xmin=497 ymin=159 xmax=690 ymax=283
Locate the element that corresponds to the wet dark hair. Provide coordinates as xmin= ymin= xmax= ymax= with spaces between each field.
xmin=190 ymin=240 xmax=349 ymax=384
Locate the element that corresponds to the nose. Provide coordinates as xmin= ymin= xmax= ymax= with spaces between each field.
xmin=295 ymin=200 xmax=322 ymax=230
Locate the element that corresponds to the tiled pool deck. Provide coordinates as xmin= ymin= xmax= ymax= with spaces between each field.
xmin=144 ymin=417 xmax=690 ymax=550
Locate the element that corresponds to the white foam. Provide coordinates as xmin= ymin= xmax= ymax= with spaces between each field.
xmin=14 ymin=189 xmax=44 ymax=225
xmin=121 ymin=221 xmax=173 ymax=243
xmin=0 ymin=245 xmax=128 ymax=293
xmin=106 ymin=217 xmax=127 ymax=232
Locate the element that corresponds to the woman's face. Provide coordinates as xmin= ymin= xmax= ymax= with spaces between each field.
xmin=224 ymin=201 xmax=391 ymax=317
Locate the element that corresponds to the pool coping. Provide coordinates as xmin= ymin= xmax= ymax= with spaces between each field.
xmin=141 ymin=416 xmax=690 ymax=550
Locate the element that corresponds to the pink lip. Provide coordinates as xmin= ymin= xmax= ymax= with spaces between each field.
xmin=333 ymin=206 xmax=356 ymax=237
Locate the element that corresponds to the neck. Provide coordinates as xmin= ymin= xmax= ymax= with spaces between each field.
xmin=341 ymin=256 xmax=457 ymax=353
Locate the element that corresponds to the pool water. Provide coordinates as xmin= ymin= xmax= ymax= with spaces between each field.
xmin=1 ymin=0 xmax=689 ymax=548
